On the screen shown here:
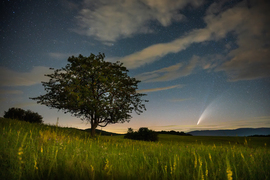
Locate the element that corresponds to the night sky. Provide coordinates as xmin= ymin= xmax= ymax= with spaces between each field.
xmin=1 ymin=0 xmax=270 ymax=134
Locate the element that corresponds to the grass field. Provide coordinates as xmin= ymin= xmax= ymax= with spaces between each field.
xmin=1 ymin=118 xmax=269 ymax=180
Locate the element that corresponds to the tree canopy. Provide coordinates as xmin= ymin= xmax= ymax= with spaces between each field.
xmin=30 ymin=53 xmax=148 ymax=136
xmin=124 ymin=127 xmax=158 ymax=141
xmin=4 ymin=107 xmax=43 ymax=124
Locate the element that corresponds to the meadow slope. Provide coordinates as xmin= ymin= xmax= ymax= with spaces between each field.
xmin=0 ymin=118 xmax=269 ymax=180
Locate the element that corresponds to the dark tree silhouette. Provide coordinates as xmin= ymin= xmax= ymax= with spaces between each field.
xmin=24 ymin=110 xmax=43 ymax=123
xmin=4 ymin=107 xmax=43 ymax=123
xmin=124 ymin=127 xmax=158 ymax=141
xmin=30 ymin=53 xmax=148 ymax=136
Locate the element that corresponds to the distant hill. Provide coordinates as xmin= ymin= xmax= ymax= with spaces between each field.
xmin=83 ymin=128 xmax=122 ymax=136
xmin=188 ymin=128 xmax=270 ymax=136
xmin=83 ymin=128 xmax=270 ymax=137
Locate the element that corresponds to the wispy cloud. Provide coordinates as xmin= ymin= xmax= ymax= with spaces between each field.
xmin=200 ymin=54 xmax=226 ymax=71
xmin=117 ymin=31 xmax=210 ymax=69
xmin=115 ymin=1 xmax=270 ymax=81
xmin=214 ymin=1 xmax=270 ymax=81
xmin=137 ymin=84 xmax=184 ymax=93
xmin=73 ymin=0 xmax=203 ymax=43
xmin=0 ymin=66 xmax=51 ymax=87
xmin=136 ymin=55 xmax=199 ymax=82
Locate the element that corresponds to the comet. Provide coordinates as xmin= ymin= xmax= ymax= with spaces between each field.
xmin=197 ymin=116 xmax=203 ymax=125
xmin=196 ymin=102 xmax=213 ymax=125
xmin=197 ymin=111 xmax=206 ymax=125
xmin=197 ymin=90 xmax=229 ymax=125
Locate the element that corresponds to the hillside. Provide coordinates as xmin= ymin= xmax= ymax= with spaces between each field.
xmin=1 ymin=117 xmax=270 ymax=180
xmin=83 ymin=128 xmax=121 ymax=136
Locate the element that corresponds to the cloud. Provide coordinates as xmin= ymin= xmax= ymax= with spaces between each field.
xmin=200 ymin=54 xmax=226 ymax=70
xmin=117 ymin=0 xmax=270 ymax=81
xmin=117 ymin=30 xmax=211 ymax=69
xmin=73 ymin=0 xmax=204 ymax=43
xmin=218 ymin=49 xmax=270 ymax=81
xmin=215 ymin=1 xmax=270 ymax=81
xmin=116 ymin=1 xmax=247 ymax=69
xmin=136 ymin=55 xmax=199 ymax=82
xmin=137 ymin=84 xmax=184 ymax=93
xmin=0 ymin=66 xmax=51 ymax=87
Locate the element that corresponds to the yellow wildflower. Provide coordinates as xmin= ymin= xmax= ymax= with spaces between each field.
xmin=241 ymin=153 xmax=244 ymax=159
xmin=90 ymin=165 xmax=94 ymax=172
xmin=226 ymin=167 xmax=233 ymax=180
xmin=34 ymin=160 xmax=38 ymax=170
xmin=226 ymin=157 xmax=233 ymax=180
xmin=18 ymin=147 xmax=23 ymax=156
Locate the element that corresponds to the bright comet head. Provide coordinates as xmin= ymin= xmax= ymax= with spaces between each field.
xmin=197 ymin=117 xmax=202 ymax=125
xmin=197 ymin=111 xmax=205 ymax=125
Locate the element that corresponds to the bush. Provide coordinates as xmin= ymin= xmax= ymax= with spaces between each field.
xmin=124 ymin=127 xmax=158 ymax=141
xmin=4 ymin=107 xmax=43 ymax=123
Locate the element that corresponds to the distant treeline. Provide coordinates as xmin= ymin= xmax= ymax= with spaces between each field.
xmin=157 ymin=130 xmax=192 ymax=136
xmin=248 ymin=134 xmax=270 ymax=137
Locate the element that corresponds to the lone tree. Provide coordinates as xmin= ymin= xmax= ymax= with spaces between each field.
xmin=30 ymin=53 xmax=148 ymax=136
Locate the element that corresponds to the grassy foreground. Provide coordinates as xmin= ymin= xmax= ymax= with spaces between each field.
xmin=0 ymin=118 xmax=269 ymax=180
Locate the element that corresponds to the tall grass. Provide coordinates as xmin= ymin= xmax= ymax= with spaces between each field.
xmin=0 ymin=118 xmax=269 ymax=180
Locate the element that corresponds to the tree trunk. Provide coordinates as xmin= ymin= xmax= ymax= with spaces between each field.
xmin=91 ymin=127 xmax=95 ymax=137
xmin=90 ymin=120 xmax=98 ymax=137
